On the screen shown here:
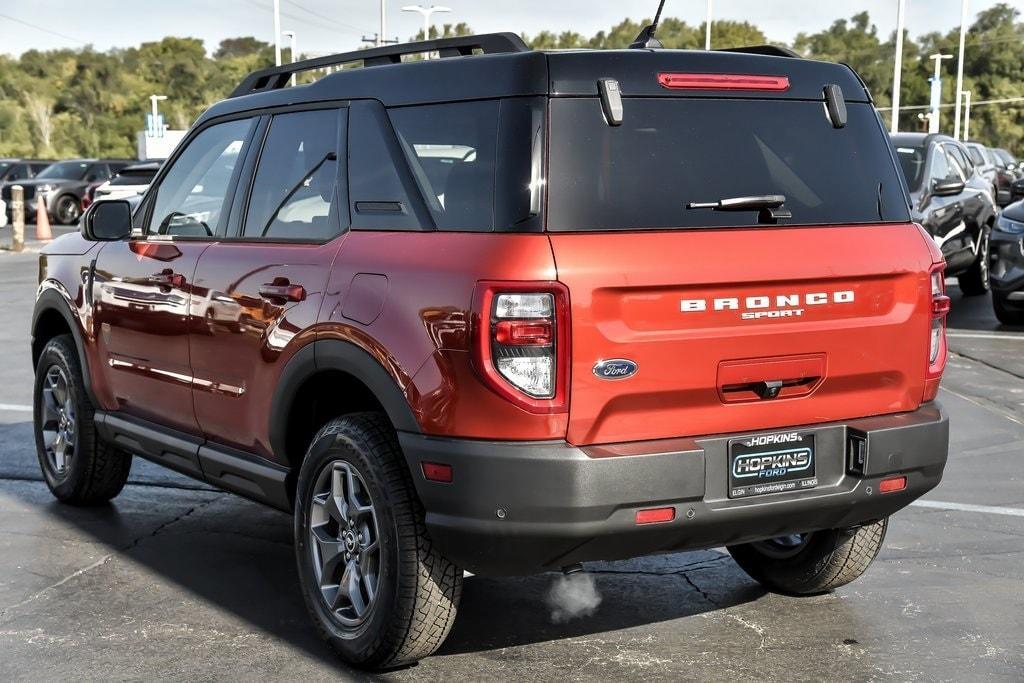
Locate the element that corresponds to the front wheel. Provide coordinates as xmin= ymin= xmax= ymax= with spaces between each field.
xmin=294 ymin=413 xmax=462 ymax=670
xmin=727 ymin=518 xmax=888 ymax=595
xmin=957 ymin=225 xmax=991 ymax=296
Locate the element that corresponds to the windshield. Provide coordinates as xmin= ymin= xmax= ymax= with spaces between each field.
xmin=35 ymin=161 xmax=90 ymax=180
xmin=895 ymin=145 xmax=927 ymax=192
xmin=547 ymin=98 xmax=910 ymax=231
xmin=995 ymin=149 xmax=1016 ymax=166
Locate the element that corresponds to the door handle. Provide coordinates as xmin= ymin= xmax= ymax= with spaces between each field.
xmin=150 ymin=269 xmax=185 ymax=289
xmin=259 ymin=279 xmax=306 ymax=303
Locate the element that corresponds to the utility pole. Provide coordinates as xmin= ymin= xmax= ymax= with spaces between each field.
xmin=890 ymin=0 xmax=907 ymax=133
xmin=953 ymin=0 xmax=969 ymax=140
xmin=402 ymin=5 xmax=452 ymax=48
xmin=704 ymin=0 xmax=713 ymax=50
xmin=927 ymin=53 xmax=953 ymax=134
xmin=283 ymin=31 xmax=297 ymax=86
xmin=380 ymin=0 xmax=387 ymax=47
xmin=273 ymin=0 xmax=282 ymax=66
xmin=962 ymin=90 xmax=972 ymax=141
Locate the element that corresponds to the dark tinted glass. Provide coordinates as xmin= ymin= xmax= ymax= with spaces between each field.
xmin=389 ymin=100 xmax=498 ymax=231
xmin=967 ymin=146 xmax=985 ymax=166
xmin=36 ymin=161 xmax=90 ymax=180
xmin=895 ymin=144 xmax=926 ymax=191
xmin=548 ymin=99 xmax=910 ymax=231
xmin=243 ymin=109 xmax=344 ymax=241
xmin=6 ymin=163 xmax=31 ymax=181
xmin=110 ymin=169 xmax=157 ymax=185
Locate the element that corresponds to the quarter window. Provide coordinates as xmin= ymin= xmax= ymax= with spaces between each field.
xmin=243 ymin=109 xmax=345 ymax=241
xmin=147 ymin=118 xmax=255 ymax=237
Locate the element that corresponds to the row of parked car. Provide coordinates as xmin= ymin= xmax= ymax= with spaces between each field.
xmin=0 ymin=158 xmax=161 ymax=225
xmin=891 ymin=133 xmax=1024 ymax=325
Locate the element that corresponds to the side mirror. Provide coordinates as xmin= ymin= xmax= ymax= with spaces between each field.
xmin=931 ymin=178 xmax=965 ymax=197
xmin=82 ymin=200 xmax=133 ymax=241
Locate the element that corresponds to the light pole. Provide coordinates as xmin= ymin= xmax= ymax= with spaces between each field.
xmin=380 ymin=0 xmax=387 ymax=47
xmin=927 ymin=53 xmax=953 ymax=134
xmin=273 ymin=0 xmax=282 ymax=66
xmin=962 ymin=90 xmax=972 ymax=141
xmin=282 ymin=30 xmax=297 ymax=86
xmin=890 ymin=0 xmax=907 ymax=133
xmin=704 ymin=0 xmax=713 ymax=50
xmin=402 ymin=4 xmax=452 ymax=46
xmin=953 ymin=0 xmax=969 ymax=140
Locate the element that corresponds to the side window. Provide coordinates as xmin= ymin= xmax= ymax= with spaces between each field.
xmin=31 ymin=163 xmax=50 ymax=175
xmin=967 ymin=146 xmax=985 ymax=166
xmin=147 ymin=118 xmax=254 ymax=237
xmin=242 ymin=109 xmax=345 ymax=241
xmin=389 ymin=100 xmax=499 ymax=230
xmin=947 ymin=145 xmax=972 ymax=176
xmin=7 ymin=163 xmax=29 ymax=180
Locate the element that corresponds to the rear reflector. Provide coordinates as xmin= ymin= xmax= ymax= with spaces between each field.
xmin=657 ymin=73 xmax=791 ymax=91
xmin=635 ymin=507 xmax=675 ymax=524
xmin=879 ymin=476 xmax=907 ymax=494
xmin=421 ymin=462 xmax=453 ymax=483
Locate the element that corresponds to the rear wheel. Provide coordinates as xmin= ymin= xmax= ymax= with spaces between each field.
xmin=727 ymin=518 xmax=888 ymax=595
xmin=33 ymin=335 xmax=132 ymax=505
xmin=294 ymin=413 xmax=461 ymax=669
xmin=957 ymin=225 xmax=991 ymax=296
xmin=54 ymin=194 xmax=81 ymax=225
xmin=993 ymin=293 xmax=1024 ymax=326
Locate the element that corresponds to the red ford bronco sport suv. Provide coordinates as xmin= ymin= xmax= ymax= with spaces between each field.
xmin=31 ymin=32 xmax=949 ymax=669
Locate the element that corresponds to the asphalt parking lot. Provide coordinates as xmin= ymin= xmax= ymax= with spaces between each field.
xmin=0 ymin=231 xmax=1022 ymax=681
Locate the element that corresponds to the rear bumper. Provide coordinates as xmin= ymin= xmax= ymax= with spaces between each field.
xmin=400 ymin=403 xmax=949 ymax=576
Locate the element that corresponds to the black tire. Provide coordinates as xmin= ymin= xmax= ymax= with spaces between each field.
xmin=294 ymin=413 xmax=461 ymax=669
xmin=957 ymin=225 xmax=991 ymax=296
xmin=54 ymin=194 xmax=81 ymax=225
xmin=728 ymin=518 xmax=888 ymax=595
xmin=993 ymin=293 xmax=1024 ymax=326
xmin=33 ymin=335 xmax=132 ymax=505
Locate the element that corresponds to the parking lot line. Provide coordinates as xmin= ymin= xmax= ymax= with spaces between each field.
xmin=947 ymin=332 xmax=1024 ymax=341
xmin=0 ymin=403 xmax=32 ymax=413
xmin=911 ymin=500 xmax=1024 ymax=518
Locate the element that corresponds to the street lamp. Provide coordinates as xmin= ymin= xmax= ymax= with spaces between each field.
xmin=953 ymin=0 xmax=969 ymax=140
xmin=282 ymin=30 xmax=298 ymax=86
xmin=890 ymin=0 xmax=907 ymax=133
xmin=402 ymin=4 xmax=452 ymax=50
xmin=704 ymin=0 xmax=713 ymax=51
xmin=273 ymin=0 xmax=282 ymax=66
xmin=927 ymin=53 xmax=953 ymax=134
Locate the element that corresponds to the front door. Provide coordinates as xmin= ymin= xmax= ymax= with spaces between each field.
xmin=92 ymin=116 xmax=258 ymax=434
xmin=190 ymin=107 xmax=347 ymax=457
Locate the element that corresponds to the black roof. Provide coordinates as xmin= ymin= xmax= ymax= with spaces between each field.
xmin=198 ymin=33 xmax=870 ymax=126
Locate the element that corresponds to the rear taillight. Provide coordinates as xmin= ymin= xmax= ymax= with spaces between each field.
xmin=925 ymin=264 xmax=948 ymax=401
xmin=473 ymin=282 xmax=569 ymax=414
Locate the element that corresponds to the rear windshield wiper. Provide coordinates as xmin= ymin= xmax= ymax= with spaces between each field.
xmin=687 ymin=194 xmax=792 ymax=225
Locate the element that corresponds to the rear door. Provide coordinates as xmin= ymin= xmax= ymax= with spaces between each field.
xmin=189 ymin=107 xmax=347 ymax=457
xmin=545 ymin=95 xmax=933 ymax=446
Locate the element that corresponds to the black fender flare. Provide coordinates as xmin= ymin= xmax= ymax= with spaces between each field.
xmin=268 ymin=339 xmax=421 ymax=461
xmin=32 ymin=288 xmax=100 ymax=406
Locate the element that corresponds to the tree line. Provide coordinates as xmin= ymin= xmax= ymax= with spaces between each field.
xmin=0 ymin=4 xmax=1021 ymax=159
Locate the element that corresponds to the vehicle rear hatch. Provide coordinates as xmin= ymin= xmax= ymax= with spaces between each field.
xmin=544 ymin=51 xmax=935 ymax=446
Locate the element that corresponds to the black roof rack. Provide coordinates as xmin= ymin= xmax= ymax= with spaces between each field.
xmin=717 ymin=45 xmax=800 ymax=58
xmin=230 ymin=32 xmax=530 ymax=98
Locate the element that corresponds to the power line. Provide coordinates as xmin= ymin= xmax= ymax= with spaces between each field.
xmin=0 ymin=12 xmax=87 ymax=45
xmin=240 ymin=0 xmax=364 ymax=37
xmin=288 ymin=1 xmax=373 ymax=35
xmin=877 ymin=96 xmax=1024 ymax=112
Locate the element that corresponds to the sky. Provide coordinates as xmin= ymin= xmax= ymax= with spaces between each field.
xmin=1 ymin=0 xmax=1020 ymax=57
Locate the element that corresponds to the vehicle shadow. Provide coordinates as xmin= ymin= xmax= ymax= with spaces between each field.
xmin=4 ymin=457 xmax=762 ymax=670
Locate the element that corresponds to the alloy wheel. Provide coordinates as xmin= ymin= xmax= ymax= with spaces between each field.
xmin=57 ymin=197 xmax=80 ymax=224
xmin=979 ymin=231 xmax=991 ymax=289
xmin=308 ymin=459 xmax=382 ymax=627
xmin=40 ymin=365 xmax=76 ymax=475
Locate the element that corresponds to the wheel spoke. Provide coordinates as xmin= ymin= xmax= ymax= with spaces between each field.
xmin=311 ymin=524 xmax=346 ymax=582
xmin=344 ymin=561 xmax=368 ymax=618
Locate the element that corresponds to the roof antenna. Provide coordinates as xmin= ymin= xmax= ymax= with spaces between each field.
xmin=629 ymin=0 xmax=668 ymax=49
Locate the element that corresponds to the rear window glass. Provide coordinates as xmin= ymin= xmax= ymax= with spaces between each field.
xmin=967 ymin=146 xmax=985 ymax=166
xmin=547 ymin=98 xmax=910 ymax=231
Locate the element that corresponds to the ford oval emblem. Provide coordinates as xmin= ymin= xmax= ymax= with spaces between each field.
xmin=593 ymin=359 xmax=638 ymax=380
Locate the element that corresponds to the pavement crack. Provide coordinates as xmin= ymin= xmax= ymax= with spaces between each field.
xmin=680 ymin=571 xmax=721 ymax=608
xmin=0 ymin=498 xmax=217 ymax=620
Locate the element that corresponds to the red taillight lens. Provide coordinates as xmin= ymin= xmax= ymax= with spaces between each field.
xmin=636 ymin=507 xmax=676 ymax=524
xmin=657 ymin=72 xmax=790 ymax=91
xmin=879 ymin=475 xmax=907 ymax=494
xmin=472 ymin=282 xmax=570 ymax=414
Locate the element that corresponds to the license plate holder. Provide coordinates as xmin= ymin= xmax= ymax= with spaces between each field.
xmin=729 ymin=432 xmax=817 ymax=499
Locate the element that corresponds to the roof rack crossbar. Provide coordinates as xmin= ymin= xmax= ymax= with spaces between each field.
xmin=716 ymin=45 xmax=800 ymax=59
xmin=230 ymin=32 xmax=530 ymax=98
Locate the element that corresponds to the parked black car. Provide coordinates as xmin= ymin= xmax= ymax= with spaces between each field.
xmin=990 ymin=200 xmax=1024 ymax=325
xmin=0 ymin=158 xmax=53 ymax=183
xmin=1 ymin=159 xmax=133 ymax=225
xmin=892 ymin=133 xmax=997 ymax=295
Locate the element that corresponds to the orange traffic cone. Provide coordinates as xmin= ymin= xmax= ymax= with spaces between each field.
xmin=35 ymin=195 xmax=52 ymax=242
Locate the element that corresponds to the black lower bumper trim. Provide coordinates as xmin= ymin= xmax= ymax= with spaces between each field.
xmin=399 ymin=403 xmax=949 ymax=576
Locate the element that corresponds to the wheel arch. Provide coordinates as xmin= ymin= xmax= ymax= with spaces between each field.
xmin=31 ymin=288 xmax=97 ymax=405
xmin=270 ymin=339 xmax=421 ymax=471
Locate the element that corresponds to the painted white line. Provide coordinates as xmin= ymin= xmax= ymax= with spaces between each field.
xmin=947 ymin=332 xmax=1024 ymax=341
xmin=911 ymin=500 xmax=1024 ymax=518
xmin=0 ymin=403 xmax=32 ymax=413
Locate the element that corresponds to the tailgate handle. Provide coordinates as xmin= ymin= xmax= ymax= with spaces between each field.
xmin=722 ymin=377 xmax=818 ymax=401
xmin=717 ymin=354 xmax=826 ymax=404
